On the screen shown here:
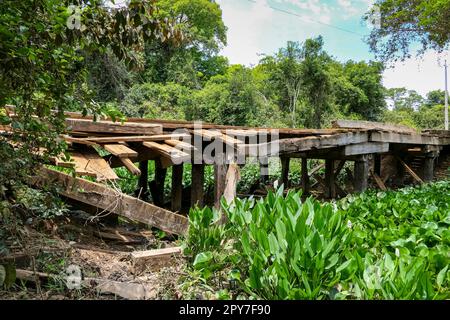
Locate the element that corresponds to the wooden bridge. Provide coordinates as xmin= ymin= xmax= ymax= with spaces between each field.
xmin=2 ymin=107 xmax=450 ymax=236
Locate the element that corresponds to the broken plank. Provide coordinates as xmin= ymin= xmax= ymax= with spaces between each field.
xmin=65 ymin=118 xmax=162 ymax=135
xmin=142 ymin=141 xmax=190 ymax=165
xmin=77 ymin=147 xmax=119 ymax=181
xmin=103 ymin=144 xmax=138 ymax=158
xmin=119 ymin=158 xmax=141 ymax=176
xmin=131 ymin=247 xmax=182 ymax=274
xmin=32 ymin=167 xmax=189 ymax=236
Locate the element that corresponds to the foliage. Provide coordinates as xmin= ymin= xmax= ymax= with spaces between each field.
xmin=183 ymin=182 xmax=450 ymax=299
xmin=121 ymin=82 xmax=191 ymax=118
xmin=0 ymin=0 xmax=183 ymax=200
xmin=366 ymin=0 xmax=450 ymax=62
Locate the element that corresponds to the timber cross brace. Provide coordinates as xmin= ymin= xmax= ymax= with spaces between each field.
xmin=3 ymin=106 xmax=450 ymax=235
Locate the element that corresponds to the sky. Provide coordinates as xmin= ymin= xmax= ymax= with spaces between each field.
xmin=216 ymin=0 xmax=450 ymax=97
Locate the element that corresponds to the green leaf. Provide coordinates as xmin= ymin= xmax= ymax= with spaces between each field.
xmin=193 ymin=252 xmax=213 ymax=269
xmin=437 ymin=265 xmax=448 ymax=288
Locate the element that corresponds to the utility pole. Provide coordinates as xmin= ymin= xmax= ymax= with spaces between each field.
xmin=445 ymin=60 xmax=449 ymax=130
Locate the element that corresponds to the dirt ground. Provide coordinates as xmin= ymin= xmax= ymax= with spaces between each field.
xmin=0 ymin=210 xmax=187 ymax=300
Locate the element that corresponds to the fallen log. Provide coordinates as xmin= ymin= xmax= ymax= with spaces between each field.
xmin=31 ymin=167 xmax=189 ymax=236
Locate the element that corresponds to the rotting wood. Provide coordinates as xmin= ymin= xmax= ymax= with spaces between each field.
xmin=214 ymin=155 xmax=227 ymax=209
xmin=32 ymin=167 xmax=189 ymax=236
xmin=301 ymin=158 xmax=309 ymax=193
xmin=65 ymin=118 xmax=162 ymax=135
xmin=131 ymin=247 xmax=182 ymax=274
xmin=354 ymin=155 xmax=369 ymax=193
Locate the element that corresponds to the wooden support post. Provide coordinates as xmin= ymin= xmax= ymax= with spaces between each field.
xmin=171 ymin=165 xmax=183 ymax=212
xmin=354 ymin=155 xmax=369 ymax=193
xmin=149 ymin=160 xmax=167 ymax=207
xmin=191 ymin=164 xmax=205 ymax=208
xmin=423 ymin=154 xmax=435 ymax=182
xmin=301 ymin=158 xmax=309 ymax=194
xmin=280 ymin=157 xmax=290 ymax=188
xmin=374 ymin=154 xmax=382 ymax=176
xmin=214 ymin=156 xmax=227 ymax=210
xmin=136 ymin=160 xmax=148 ymax=198
xmin=395 ymin=155 xmax=406 ymax=186
xmin=259 ymin=157 xmax=269 ymax=185
xmin=324 ymin=159 xmax=336 ymax=199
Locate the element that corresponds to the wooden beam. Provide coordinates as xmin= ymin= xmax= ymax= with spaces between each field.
xmin=370 ymin=131 xmax=441 ymax=145
xmin=136 ymin=160 xmax=149 ymax=197
xmin=191 ymin=164 xmax=205 ymax=208
xmin=223 ymin=163 xmax=241 ymax=205
xmin=370 ymin=169 xmax=387 ymax=191
xmin=344 ymin=142 xmax=389 ymax=156
xmin=396 ymin=156 xmax=424 ymax=184
xmin=171 ymin=165 xmax=183 ymax=212
xmin=214 ymin=156 xmax=228 ymax=209
xmin=301 ymin=158 xmax=309 ymax=193
xmin=374 ymin=154 xmax=382 ymax=176
xmin=423 ymin=155 xmax=435 ymax=182
xmin=354 ymin=155 xmax=369 ymax=193
xmin=149 ymin=160 xmax=166 ymax=207
xmin=70 ymin=148 xmax=119 ymax=181
xmin=280 ymin=157 xmax=290 ymax=188
xmin=119 ymin=158 xmax=141 ymax=176
xmin=142 ymin=141 xmax=190 ymax=165
xmin=131 ymin=247 xmax=182 ymax=274
xmin=256 ymin=132 xmax=369 ymax=156
xmin=332 ymin=119 xmax=416 ymax=134
xmin=33 ymin=167 xmax=188 ymax=235
xmin=324 ymin=159 xmax=336 ymax=198
xmin=164 ymin=139 xmax=196 ymax=152
xmin=103 ymin=144 xmax=138 ymax=158
xmin=83 ymin=133 xmax=190 ymax=144
xmin=65 ymin=118 xmax=162 ymax=135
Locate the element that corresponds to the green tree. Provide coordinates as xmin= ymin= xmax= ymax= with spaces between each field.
xmin=366 ymin=0 xmax=450 ymax=61
xmin=142 ymin=0 xmax=227 ymax=86
xmin=0 ymin=0 xmax=182 ymax=194
xmin=425 ymin=89 xmax=446 ymax=107
xmin=385 ymin=88 xmax=423 ymax=111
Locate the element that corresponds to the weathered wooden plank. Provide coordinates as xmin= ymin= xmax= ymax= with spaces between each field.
xmin=370 ymin=131 xmax=441 ymax=145
xmin=164 ymin=139 xmax=197 ymax=152
xmin=83 ymin=133 xmax=190 ymax=143
xmin=142 ymin=141 xmax=190 ymax=164
xmin=65 ymin=118 xmax=162 ymax=135
xmin=131 ymin=247 xmax=182 ymax=274
xmin=214 ymin=155 xmax=227 ymax=209
xmin=344 ymin=142 xmax=389 ymax=156
xmin=119 ymin=158 xmax=141 ymax=176
xmin=103 ymin=144 xmax=138 ymax=158
xmin=333 ymin=119 xmax=416 ymax=134
xmin=280 ymin=157 xmax=290 ymax=188
xmin=33 ymin=167 xmax=188 ymax=235
xmin=70 ymin=150 xmax=118 ymax=181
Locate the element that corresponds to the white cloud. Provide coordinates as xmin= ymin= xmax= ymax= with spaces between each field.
xmin=383 ymin=50 xmax=450 ymax=96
